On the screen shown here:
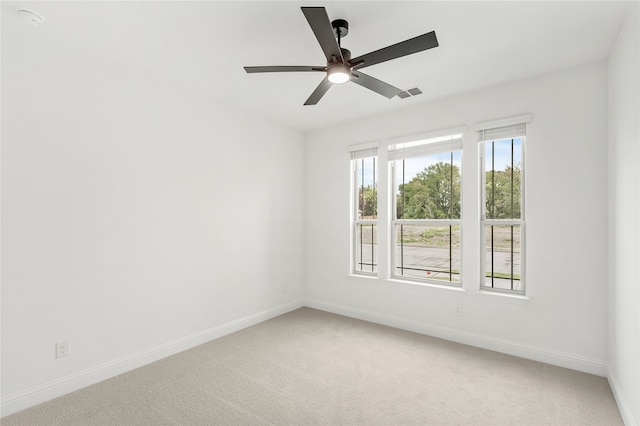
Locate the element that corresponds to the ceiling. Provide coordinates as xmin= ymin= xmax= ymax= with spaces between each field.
xmin=2 ymin=1 xmax=631 ymax=132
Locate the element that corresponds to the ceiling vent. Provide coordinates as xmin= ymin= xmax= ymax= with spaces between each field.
xmin=398 ymin=86 xmax=423 ymax=99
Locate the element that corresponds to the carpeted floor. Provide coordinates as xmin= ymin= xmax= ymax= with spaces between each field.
xmin=2 ymin=307 xmax=623 ymax=425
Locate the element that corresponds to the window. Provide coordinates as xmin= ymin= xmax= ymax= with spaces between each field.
xmin=351 ymin=146 xmax=378 ymax=275
xmin=389 ymin=134 xmax=463 ymax=284
xmin=478 ymin=122 xmax=526 ymax=294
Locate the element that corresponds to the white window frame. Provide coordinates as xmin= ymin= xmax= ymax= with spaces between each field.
xmin=350 ymin=144 xmax=379 ymax=276
xmin=476 ymin=116 xmax=530 ymax=295
xmin=388 ymin=131 xmax=464 ymax=286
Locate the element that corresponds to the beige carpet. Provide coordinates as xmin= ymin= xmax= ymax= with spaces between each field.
xmin=2 ymin=307 xmax=623 ymax=425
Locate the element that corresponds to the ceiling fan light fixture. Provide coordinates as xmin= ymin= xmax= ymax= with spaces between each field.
xmin=327 ymin=63 xmax=351 ymax=84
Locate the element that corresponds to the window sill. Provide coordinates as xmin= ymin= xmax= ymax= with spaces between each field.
xmin=474 ymin=290 xmax=530 ymax=304
xmin=385 ymin=278 xmax=466 ymax=293
xmin=348 ymin=273 xmax=378 ymax=280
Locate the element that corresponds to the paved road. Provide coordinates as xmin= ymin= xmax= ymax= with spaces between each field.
xmin=356 ymin=244 xmax=521 ymax=290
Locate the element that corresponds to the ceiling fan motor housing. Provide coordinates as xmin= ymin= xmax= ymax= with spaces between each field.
xmin=340 ymin=48 xmax=351 ymax=63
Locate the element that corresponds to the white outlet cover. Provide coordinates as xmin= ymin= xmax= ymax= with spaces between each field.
xmin=56 ymin=341 xmax=69 ymax=358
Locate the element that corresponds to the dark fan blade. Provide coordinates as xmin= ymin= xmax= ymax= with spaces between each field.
xmin=244 ymin=66 xmax=326 ymax=73
xmin=351 ymin=71 xmax=402 ymax=98
xmin=301 ymin=7 xmax=343 ymax=63
xmin=350 ymin=31 xmax=438 ymax=70
xmin=304 ymin=77 xmax=332 ymax=105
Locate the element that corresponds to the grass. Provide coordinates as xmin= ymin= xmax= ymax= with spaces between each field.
xmin=358 ymin=224 xmax=522 ymax=254
xmin=486 ymin=272 xmax=521 ymax=280
xmin=485 ymin=226 xmax=521 ymax=250
xmin=398 ymin=225 xmax=460 ymax=247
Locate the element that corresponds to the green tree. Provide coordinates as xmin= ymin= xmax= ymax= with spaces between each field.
xmin=359 ymin=186 xmax=377 ymax=218
xmin=398 ymin=162 xmax=461 ymax=219
xmin=485 ymin=165 xmax=521 ymax=219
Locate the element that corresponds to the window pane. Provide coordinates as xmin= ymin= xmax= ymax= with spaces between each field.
xmin=355 ymin=223 xmax=377 ymax=273
xmin=483 ymin=225 xmax=521 ymax=290
xmin=394 ymin=224 xmax=460 ymax=282
xmin=396 ymin=151 xmax=461 ymax=220
xmin=356 ymin=157 xmax=377 ymax=220
xmin=485 ymin=138 xmax=522 ymax=219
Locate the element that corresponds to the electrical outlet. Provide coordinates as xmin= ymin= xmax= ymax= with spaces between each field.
xmin=454 ymin=305 xmax=463 ymax=317
xmin=283 ymin=284 xmax=288 ymax=293
xmin=56 ymin=341 xmax=69 ymax=358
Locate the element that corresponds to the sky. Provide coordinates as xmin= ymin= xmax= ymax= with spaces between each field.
xmin=485 ymin=138 xmax=522 ymax=174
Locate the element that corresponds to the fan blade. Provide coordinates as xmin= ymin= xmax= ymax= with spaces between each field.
xmin=301 ymin=7 xmax=344 ymax=63
xmin=304 ymin=77 xmax=332 ymax=105
xmin=351 ymin=71 xmax=402 ymax=98
xmin=350 ymin=31 xmax=438 ymax=69
xmin=244 ymin=66 xmax=326 ymax=73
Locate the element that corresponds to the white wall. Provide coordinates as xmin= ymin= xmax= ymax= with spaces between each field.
xmin=304 ymin=61 xmax=610 ymax=374
xmin=2 ymin=3 xmax=635 ymax=421
xmin=1 ymin=27 xmax=305 ymax=414
xmin=608 ymin=2 xmax=640 ymax=425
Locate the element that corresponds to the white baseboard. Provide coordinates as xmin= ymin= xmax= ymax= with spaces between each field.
xmin=2 ymin=298 xmax=616 ymax=420
xmin=305 ymin=298 xmax=608 ymax=377
xmin=607 ymin=366 xmax=638 ymax=426
xmin=1 ymin=299 xmax=304 ymax=418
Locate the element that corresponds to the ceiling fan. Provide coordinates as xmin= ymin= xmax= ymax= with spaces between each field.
xmin=244 ymin=7 xmax=439 ymax=106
